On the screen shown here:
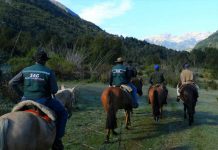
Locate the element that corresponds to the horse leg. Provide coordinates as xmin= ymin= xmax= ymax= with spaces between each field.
xmin=128 ymin=110 xmax=131 ymax=126
xmin=160 ymin=107 xmax=163 ymax=119
xmin=189 ymin=113 xmax=193 ymax=126
xmin=183 ymin=103 xmax=187 ymax=119
xmin=125 ymin=111 xmax=130 ymax=129
xmin=105 ymin=129 xmax=110 ymax=142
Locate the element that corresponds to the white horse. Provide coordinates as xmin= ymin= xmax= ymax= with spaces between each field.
xmin=0 ymin=86 xmax=76 ymax=150
xmin=55 ymin=85 xmax=77 ymax=118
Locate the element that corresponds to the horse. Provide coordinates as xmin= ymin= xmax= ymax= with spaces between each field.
xmin=179 ymin=84 xmax=198 ymax=126
xmin=148 ymin=84 xmax=167 ymax=122
xmin=101 ymin=78 xmax=143 ymax=142
xmin=55 ymin=85 xmax=77 ymax=118
xmin=0 ymin=87 xmax=76 ymax=150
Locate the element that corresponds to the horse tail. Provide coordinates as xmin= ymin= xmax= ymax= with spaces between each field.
xmin=106 ymin=91 xmax=117 ymax=129
xmin=153 ymin=90 xmax=160 ymax=117
xmin=0 ymin=118 xmax=9 ymax=150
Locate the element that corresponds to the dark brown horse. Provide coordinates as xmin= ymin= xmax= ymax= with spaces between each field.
xmin=148 ymin=85 xmax=167 ymax=122
xmin=101 ymin=78 xmax=143 ymax=142
xmin=179 ymin=84 xmax=198 ymax=126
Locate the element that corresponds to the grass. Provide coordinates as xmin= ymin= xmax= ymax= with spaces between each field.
xmin=1 ymin=83 xmax=218 ymax=150
xmin=62 ymin=83 xmax=218 ymax=150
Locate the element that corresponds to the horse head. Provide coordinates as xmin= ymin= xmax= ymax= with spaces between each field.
xmin=56 ymin=85 xmax=77 ymax=118
xmin=131 ymin=77 xmax=143 ymax=96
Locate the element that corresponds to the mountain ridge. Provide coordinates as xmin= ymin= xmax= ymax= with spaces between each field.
xmin=145 ymin=32 xmax=211 ymax=51
xmin=194 ymin=31 xmax=218 ymax=49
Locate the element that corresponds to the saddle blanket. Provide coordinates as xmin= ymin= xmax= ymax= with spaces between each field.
xmin=12 ymin=100 xmax=56 ymax=121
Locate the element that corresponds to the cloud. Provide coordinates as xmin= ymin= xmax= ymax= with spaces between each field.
xmin=79 ymin=0 xmax=132 ymax=24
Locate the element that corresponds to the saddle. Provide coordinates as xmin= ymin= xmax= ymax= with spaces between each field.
xmin=179 ymin=83 xmax=197 ymax=93
xmin=151 ymin=84 xmax=162 ymax=88
xmin=12 ymin=100 xmax=56 ymax=122
xmin=120 ymin=84 xmax=132 ymax=93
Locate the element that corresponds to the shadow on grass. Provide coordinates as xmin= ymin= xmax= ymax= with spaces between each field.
xmin=121 ymin=107 xmax=218 ymax=143
xmin=73 ymin=85 xmax=218 ymax=147
xmin=169 ymin=145 xmax=191 ymax=150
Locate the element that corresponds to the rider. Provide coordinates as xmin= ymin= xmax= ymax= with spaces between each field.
xmin=126 ymin=60 xmax=137 ymax=78
xmin=149 ymin=64 xmax=168 ymax=104
xmin=177 ymin=63 xmax=199 ymax=101
xmin=109 ymin=57 xmax=138 ymax=108
xmin=126 ymin=60 xmax=139 ymax=108
xmin=9 ymin=49 xmax=68 ymax=150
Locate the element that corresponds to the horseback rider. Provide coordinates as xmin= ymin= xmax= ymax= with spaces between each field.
xmin=149 ymin=64 xmax=168 ymax=104
xmin=9 ymin=49 xmax=68 ymax=150
xmin=126 ymin=60 xmax=137 ymax=78
xmin=109 ymin=57 xmax=139 ymax=108
xmin=126 ymin=60 xmax=139 ymax=108
xmin=177 ymin=63 xmax=199 ymax=101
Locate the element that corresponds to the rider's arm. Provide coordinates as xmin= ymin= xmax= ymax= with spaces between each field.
xmin=8 ymin=71 xmax=24 ymax=97
xmin=126 ymin=68 xmax=131 ymax=82
xmin=162 ymin=73 xmax=167 ymax=85
xmin=109 ymin=72 xmax=113 ymax=86
xmin=49 ymin=71 xmax=58 ymax=94
xmin=149 ymin=74 xmax=153 ymax=84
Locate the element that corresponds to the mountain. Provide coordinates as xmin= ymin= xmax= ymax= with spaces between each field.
xmin=49 ymin=0 xmax=79 ymax=17
xmin=145 ymin=32 xmax=211 ymax=51
xmin=194 ymin=31 xmax=218 ymax=49
xmin=0 ymin=0 xmax=191 ymax=81
xmin=0 ymin=0 xmax=103 ymax=41
xmin=0 ymin=0 xmax=105 ymax=57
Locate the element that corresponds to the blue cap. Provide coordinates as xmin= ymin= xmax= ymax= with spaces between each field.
xmin=154 ymin=64 xmax=160 ymax=70
xmin=183 ymin=63 xmax=190 ymax=68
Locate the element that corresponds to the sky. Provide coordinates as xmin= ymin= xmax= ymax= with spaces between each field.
xmin=57 ymin=0 xmax=218 ymax=40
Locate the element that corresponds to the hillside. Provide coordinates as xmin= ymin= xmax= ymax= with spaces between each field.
xmin=0 ymin=0 xmax=103 ymax=54
xmin=194 ymin=31 xmax=218 ymax=49
xmin=0 ymin=0 xmax=193 ymax=82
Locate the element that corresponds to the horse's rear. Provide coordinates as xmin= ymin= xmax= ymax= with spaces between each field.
xmin=101 ymin=87 xmax=132 ymax=142
xmin=0 ymin=112 xmax=55 ymax=150
xmin=148 ymin=85 xmax=167 ymax=122
xmin=180 ymin=84 xmax=198 ymax=125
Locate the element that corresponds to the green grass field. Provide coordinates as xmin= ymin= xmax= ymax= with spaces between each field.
xmin=62 ymin=83 xmax=218 ymax=150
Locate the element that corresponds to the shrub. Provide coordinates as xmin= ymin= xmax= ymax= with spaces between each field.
xmin=207 ymin=80 xmax=218 ymax=90
xmin=47 ymin=54 xmax=76 ymax=79
xmin=8 ymin=57 xmax=33 ymax=74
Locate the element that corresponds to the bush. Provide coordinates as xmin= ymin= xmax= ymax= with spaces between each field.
xmin=47 ymin=54 xmax=76 ymax=79
xmin=207 ymin=80 xmax=218 ymax=90
xmin=8 ymin=57 xmax=33 ymax=74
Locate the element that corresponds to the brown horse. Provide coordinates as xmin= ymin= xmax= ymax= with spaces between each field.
xmin=101 ymin=78 xmax=143 ymax=142
xmin=0 ymin=88 xmax=76 ymax=150
xmin=179 ymin=84 xmax=198 ymax=126
xmin=148 ymin=85 xmax=167 ymax=122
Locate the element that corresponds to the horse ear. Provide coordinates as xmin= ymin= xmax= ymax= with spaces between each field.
xmin=61 ymin=84 xmax=65 ymax=90
xmin=71 ymin=87 xmax=75 ymax=93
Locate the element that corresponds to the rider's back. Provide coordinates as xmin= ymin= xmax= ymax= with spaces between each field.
xmin=22 ymin=63 xmax=54 ymax=99
xmin=180 ymin=69 xmax=193 ymax=84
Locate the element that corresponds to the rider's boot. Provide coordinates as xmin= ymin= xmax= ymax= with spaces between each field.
xmin=52 ymin=138 xmax=64 ymax=150
xmin=176 ymin=96 xmax=180 ymax=102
